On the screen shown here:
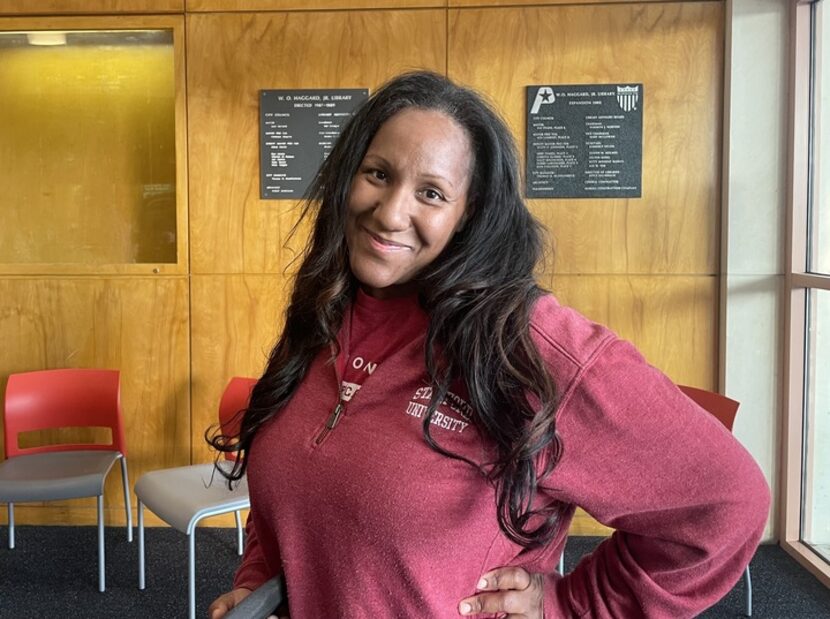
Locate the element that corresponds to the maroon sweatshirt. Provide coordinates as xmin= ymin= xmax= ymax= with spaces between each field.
xmin=234 ymin=291 xmax=770 ymax=618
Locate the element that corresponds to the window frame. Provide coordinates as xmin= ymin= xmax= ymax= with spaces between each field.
xmin=0 ymin=14 xmax=188 ymax=276
xmin=781 ymin=0 xmax=830 ymax=588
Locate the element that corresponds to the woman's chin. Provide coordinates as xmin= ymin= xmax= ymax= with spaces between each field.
xmin=358 ymin=280 xmax=417 ymax=299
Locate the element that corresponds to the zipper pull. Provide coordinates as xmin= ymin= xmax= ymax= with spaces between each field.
xmin=314 ymin=401 xmax=345 ymax=446
xmin=326 ymin=402 xmax=344 ymax=429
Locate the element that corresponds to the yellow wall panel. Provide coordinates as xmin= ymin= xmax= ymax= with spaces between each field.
xmin=0 ymin=276 xmax=190 ymax=524
xmin=449 ymin=0 xmax=708 ymax=6
xmin=190 ymin=274 xmax=291 ymax=462
xmin=544 ymin=274 xmax=718 ymax=388
xmin=570 ymin=508 xmax=615 ymax=536
xmin=0 ymin=0 xmax=182 ymax=14
xmin=187 ymin=9 xmax=446 ymax=274
xmin=449 ymin=2 xmax=723 ymax=275
xmin=188 ymin=0 xmax=442 ymax=10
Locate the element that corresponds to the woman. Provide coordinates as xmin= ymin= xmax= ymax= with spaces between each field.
xmin=208 ymin=71 xmax=769 ymax=618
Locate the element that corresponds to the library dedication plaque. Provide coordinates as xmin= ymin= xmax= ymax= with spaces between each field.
xmin=526 ymin=84 xmax=643 ymax=199
xmin=260 ymin=88 xmax=368 ymax=199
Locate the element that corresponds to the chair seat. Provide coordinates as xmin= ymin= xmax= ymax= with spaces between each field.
xmin=135 ymin=462 xmax=249 ymax=534
xmin=0 ymin=450 xmax=121 ymax=502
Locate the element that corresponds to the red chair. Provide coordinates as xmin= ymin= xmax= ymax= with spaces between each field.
xmin=677 ymin=385 xmax=753 ymax=617
xmin=677 ymin=385 xmax=739 ymax=431
xmin=0 ymin=368 xmax=132 ymax=592
xmin=135 ymin=376 xmax=257 ymax=619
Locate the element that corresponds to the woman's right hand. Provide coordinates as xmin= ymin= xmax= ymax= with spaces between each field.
xmin=208 ymin=587 xmax=252 ymax=618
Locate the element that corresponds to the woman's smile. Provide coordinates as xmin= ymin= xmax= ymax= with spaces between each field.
xmin=362 ymin=226 xmax=413 ymax=252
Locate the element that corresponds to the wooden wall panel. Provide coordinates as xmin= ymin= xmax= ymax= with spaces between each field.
xmin=0 ymin=0 xmax=183 ymax=14
xmin=542 ymin=274 xmax=718 ymax=388
xmin=187 ymin=9 xmax=446 ymax=274
xmin=449 ymin=0 xmax=709 ymax=6
xmin=449 ymin=2 xmax=723 ymax=275
xmin=0 ymin=277 xmax=190 ymax=525
xmin=190 ymin=275 xmax=291 ymax=463
xmin=188 ymin=0 xmax=442 ymax=10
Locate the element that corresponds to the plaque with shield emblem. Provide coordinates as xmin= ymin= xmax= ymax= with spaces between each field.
xmin=526 ymin=84 xmax=643 ymax=199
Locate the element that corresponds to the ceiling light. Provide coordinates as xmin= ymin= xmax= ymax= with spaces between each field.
xmin=26 ymin=32 xmax=67 ymax=46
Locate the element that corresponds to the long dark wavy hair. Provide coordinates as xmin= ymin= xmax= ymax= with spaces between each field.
xmin=209 ymin=71 xmax=563 ymax=549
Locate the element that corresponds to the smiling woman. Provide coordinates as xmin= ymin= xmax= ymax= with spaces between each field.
xmin=346 ymin=108 xmax=471 ymax=299
xmin=207 ymin=71 xmax=770 ymax=619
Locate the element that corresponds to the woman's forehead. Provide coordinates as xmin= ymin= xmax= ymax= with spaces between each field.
xmin=365 ymin=109 xmax=474 ymax=184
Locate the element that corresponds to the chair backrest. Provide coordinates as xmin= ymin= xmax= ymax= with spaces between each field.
xmin=3 ymin=369 xmax=126 ymax=459
xmin=677 ymin=384 xmax=740 ymax=432
xmin=218 ymin=377 xmax=258 ymax=462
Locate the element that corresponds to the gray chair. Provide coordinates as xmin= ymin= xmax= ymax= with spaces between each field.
xmin=135 ymin=376 xmax=256 ymax=619
xmin=224 ymin=575 xmax=286 ymax=619
xmin=0 ymin=368 xmax=132 ymax=592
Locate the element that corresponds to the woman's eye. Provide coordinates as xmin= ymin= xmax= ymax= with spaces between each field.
xmin=368 ymin=169 xmax=387 ymax=182
xmin=423 ymin=188 xmax=444 ymax=201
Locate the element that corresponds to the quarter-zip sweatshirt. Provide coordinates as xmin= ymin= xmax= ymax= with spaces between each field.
xmin=233 ymin=292 xmax=770 ymax=618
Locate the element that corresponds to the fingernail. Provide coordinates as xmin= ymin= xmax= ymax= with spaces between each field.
xmin=477 ymin=577 xmax=488 ymax=589
xmin=460 ymin=602 xmax=472 ymax=614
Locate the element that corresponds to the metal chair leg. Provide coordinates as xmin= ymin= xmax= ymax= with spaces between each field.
xmin=97 ymin=495 xmax=105 ymax=592
xmin=235 ymin=509 xmax=244 ymax=555
xmin=188 ymin=529 xmax=197 ymax=619
xmin=7 ymin=503 xmax=14 ymax=549
xmin=138 ymin=500 xmax=146 ymax=590
xmin=745 ymin=565 xmax=752 ymax=616
xmin=120 ymin=456 xmax=133 ymax=542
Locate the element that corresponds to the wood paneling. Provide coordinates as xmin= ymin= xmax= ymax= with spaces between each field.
xmin=449 ymin=2 xmax=723 ymax=275
xmin=449 ymin=0 xmax=711 ymax=6
xmin=188 ymin=0 xmax=442 ymax=10
xmin=187 ymin=9 xmax=446 ymax=274
xmin=190 ymin=274 xmax=292 ymax=462
xmin=544 ymin=274 xmax=718 ymax=388
xmin=0 ymin=0 xmax=182 ymax=14
xmin=0 ymin=277 xmax=190 ymax=524
xmin=571 ymin=508 xmax=614 ymax=536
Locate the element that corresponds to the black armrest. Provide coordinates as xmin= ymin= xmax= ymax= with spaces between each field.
xmin=223 ymin=576 xmax=286 ymax=619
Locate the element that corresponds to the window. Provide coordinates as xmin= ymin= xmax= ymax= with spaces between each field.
xmin=812 ymin=1 xmax=830 ymax=275
xmin=784 ymin=0 xmax=830 ymax=587
xmin=802 ymin=289 xmax=830 ymax=561
xmin=0 ymin=16 xmax=186 ymax=275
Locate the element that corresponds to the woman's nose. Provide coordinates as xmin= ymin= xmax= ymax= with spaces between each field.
xmin=372 ymin=187 xmax=410 ymax=231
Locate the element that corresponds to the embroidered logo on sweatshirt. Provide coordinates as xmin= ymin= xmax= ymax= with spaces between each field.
xmin=405 ymin=386 xmax=472 ymax=434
